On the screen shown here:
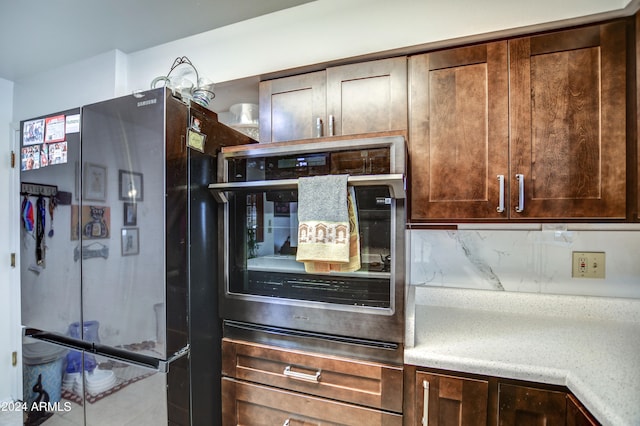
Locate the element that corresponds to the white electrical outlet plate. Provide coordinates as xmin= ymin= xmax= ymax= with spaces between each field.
xmin=572 ymin=252 xmax=605 ymax=279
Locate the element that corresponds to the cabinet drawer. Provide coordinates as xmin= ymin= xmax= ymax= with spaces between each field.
xmin=222 ymin=338 xmax=403 ymax=412
xmin=222 ymin=377 xmax=403 ymax=426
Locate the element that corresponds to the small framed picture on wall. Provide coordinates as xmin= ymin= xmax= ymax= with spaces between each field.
xmin=123 ymin=202 xmax=137 ymax=226
xmin=119 ymin=170 xmax=143 ymax=201
xmin=121 ymin=228 xmax=139 ymax=256
xmin=83 ymin=163 xmax=107 ymax=201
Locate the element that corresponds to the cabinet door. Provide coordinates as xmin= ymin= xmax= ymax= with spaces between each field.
xmin=566 ymin=393 xmax=600 ymax=426
xmin=259 ymin=70 xmax=326 ymax=143
xmin=509 ymin=22 xmax=626 ymax=219
xmin=222 ymin=378 xmax=403 ymax=426
xmin=327 ymin=57 xmax=407 ymax=137
xmin=415 ymin=371 xmax=489 ymax=426
xmin=499 ymin=383 xmax=566 ymax=426
xmin=408 ymin=42 xmax=509 ymax=221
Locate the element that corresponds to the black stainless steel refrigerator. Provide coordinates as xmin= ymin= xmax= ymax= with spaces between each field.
xmin=19 ymin=87 xmax=253 ymax=425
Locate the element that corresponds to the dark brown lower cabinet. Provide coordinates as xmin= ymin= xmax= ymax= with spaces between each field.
xmin=566 ymin=393 xmax=599 ymax=426
xmin=498 ymin=383 xmax=566 ymax=426
xmin=415 ymin=371 xmax=489 ymax=426
xmin=222 ymin=378 xmax=402 ymax=426
xmin=407 ymin=367 xmax=601 ymax=426
xmin=221 ymin=338 xmax=404 ymax=425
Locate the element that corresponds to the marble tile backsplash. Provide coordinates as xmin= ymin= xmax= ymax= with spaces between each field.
xmin=407 ymin=227 xmax=640 ymax=299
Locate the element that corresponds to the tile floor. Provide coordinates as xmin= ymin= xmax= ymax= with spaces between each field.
xmin=0 ymin=373 xmax=165 ymax=425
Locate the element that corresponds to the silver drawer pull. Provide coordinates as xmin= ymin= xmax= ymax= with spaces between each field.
xmin=422 ymin=379 xmax=430 ymax=425
xmin=496 ymin=174 xmax=505 ymax=213
xmin=283 ymin=365 xmax=321 ymax=383
xmin=515 ymin=173 xmax=525 ymax=213
xmin=284 ymin=419 xmax=319 ymax=426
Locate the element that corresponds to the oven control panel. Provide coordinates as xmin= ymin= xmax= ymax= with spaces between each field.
xmin=227 ymin=148 xmax=391 ymax=182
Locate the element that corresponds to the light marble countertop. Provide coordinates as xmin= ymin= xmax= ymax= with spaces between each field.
xmin=404 ymin=287 xmax=640 ymax=426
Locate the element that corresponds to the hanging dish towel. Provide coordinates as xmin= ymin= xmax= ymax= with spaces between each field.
xmin=296 ymin=175 xmax=360 ymax=273
xmin=304 ymin=187 xmax=361 ymax=273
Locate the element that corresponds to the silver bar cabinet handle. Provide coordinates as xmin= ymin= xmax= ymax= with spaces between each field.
xmin=496 ymin=175 xmax=505 ymax=213
xmin=515 ymin=173 xmax=525 ymax=213
xmin=283 ymin=365 xmax=321 ymax=383
xmin=284 ymin=419 xmax=319 ymax=426
xmin=422 ymin=380 xmax=430 ymax=425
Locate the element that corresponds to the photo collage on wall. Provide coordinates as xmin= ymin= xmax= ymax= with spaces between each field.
xmin=21 ymin=114 xmax=80 ymax=171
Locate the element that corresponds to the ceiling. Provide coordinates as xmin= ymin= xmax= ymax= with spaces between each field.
xmin=0 ymin=0 xmax=314 ymax=82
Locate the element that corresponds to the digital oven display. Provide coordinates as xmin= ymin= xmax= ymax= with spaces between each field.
xmin=277 ymin=155 xmax=327 ymax=169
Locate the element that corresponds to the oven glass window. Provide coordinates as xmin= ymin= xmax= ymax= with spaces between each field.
xmin=226 ymin=186 xmax=392 ymax=308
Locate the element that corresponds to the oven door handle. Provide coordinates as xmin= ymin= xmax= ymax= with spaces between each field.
xmin=208 ymin=173 xmax=405 ymax=203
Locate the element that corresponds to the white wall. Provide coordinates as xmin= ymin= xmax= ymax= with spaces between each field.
xmin=12 ymin=50 xmax=128 ymax=123
xmin=11 ymin=0 xmax=632 ymax=119
xmin=124 ymin=0 xmax=631 ymax=93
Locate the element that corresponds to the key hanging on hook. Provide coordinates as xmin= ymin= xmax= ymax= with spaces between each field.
xmin=48 ymin=196 xmax=57 ymax=237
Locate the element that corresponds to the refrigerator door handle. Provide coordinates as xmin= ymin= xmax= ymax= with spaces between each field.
xmin=24 ymin=328 xmax=94 ymax=351
xmin=158 ymin=344 xmax=190 ymax=373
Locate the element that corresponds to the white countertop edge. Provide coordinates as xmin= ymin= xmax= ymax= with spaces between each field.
xmin=403 ymin=349 xmax=624 ymax=426
xmin=565 ymin=373 xmax=627 ymax=426
xmin=405 ymin=289 xmax=640 ymax=426
xmin=403 ymin=349 xmax=568 ymax=386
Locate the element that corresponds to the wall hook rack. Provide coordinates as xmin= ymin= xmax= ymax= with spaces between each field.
xmin=21 ymin=182 xmax=58 ymax=198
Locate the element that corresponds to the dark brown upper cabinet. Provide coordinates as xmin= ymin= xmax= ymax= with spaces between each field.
xmin=259 ymin=70 xmax=327 ymax=143
xmin=259 ymin=57 xmax=407 ymax=143
xmin=409 ymin=41 xmax=509 ymax=221
xmin=326 ymin=57 xmax=408 ymax=137
xmin=509 ymin=21 xmax=626 ymax=219
xmin=409 ymin=20 xmax=627 ymax=222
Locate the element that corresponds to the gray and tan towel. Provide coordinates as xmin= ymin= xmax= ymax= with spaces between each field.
xmin=296 ymin=174 xmax=360 ymax=273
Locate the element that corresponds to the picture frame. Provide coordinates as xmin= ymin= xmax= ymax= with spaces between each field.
xmin=274 ymin=202 xmax=290 ymax=217
xmin=121 ymin=228 xmax=139 ymax=256
xmin=80 ymin=205 xmax=111 ymax=239
xmin=22 ymin=118 xmax=45 ymax=146
xmin=118 ymin=170 xmax=144 ymax=201
xmin=187 ymin=128 xmax=206 ymax=152
xmin=44 ymin=115 xmax=66 ymax=143
xmin=123 ymin=202 xmax=137 ymax=226
xmin=83 ymin=163 xmax=107 ymax=201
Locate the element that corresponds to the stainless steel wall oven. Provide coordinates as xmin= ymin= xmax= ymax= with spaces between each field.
xmin=210 ymin=136 xmax=406 ymax=364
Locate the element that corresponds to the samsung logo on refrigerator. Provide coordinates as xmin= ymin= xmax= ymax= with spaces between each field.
xmin=137 ymin=98 xmax=157 ymax=107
